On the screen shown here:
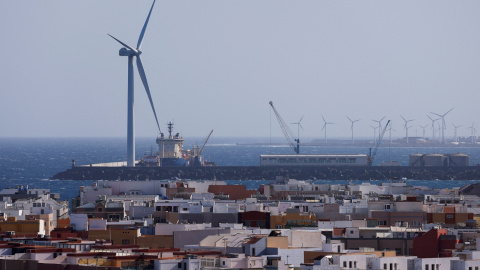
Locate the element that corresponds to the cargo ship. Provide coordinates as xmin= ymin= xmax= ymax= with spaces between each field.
xmin=138 ymin=122 xmax=215 ymax=167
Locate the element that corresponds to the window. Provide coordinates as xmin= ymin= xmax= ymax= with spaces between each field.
xmin=121 ymin=239 xmax=130 ymax=245
xmin=178 ymin=263 xmax=182 ymax=268
xmin=384 ymin=204 xmax=391 ymax=210
xmin=446 ymin=214 xmax=454 ymax=218
xmin=343 ymin=261 xmax=347 ymax=267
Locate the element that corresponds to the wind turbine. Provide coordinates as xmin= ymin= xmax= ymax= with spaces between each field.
xmin=467 ymin=122 xmax=476 ymax=143
xmin=401 ymin=116 xmax=414 ymax=143
xmin=370 ymin=125 xmax=378 ymax=144
xmin=452 ymin=123 xmax=462 ymax=142
xmin=346 ymin=116 xmax=360 ymax=144
xmin=431 ymin=108 xmax=453 ymax=144
xmin=419 ymin=124 xmax=428 ymax=140
xmin=109 ymin=0 xmax=161 ymax=167
xmin=427 ymin=115 xmax=440 ymax=141
xmin=372 ymin=116 xmax=386 ymax=143
xmin=291 ymin=116 xmax=304 ymax=144
xmin=321 ymin=116 xmax=334 ymax=144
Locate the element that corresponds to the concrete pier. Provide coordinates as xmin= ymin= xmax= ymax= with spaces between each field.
xmin=51 ymin=165 xmax=480 ymax=181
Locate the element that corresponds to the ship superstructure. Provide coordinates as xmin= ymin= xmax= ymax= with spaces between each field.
xmin=156 ymin=122 xmax=186 ymax=166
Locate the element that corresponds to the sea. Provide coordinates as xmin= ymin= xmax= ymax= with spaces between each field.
xmin=1 ymin=137 xmax=480 ymax=202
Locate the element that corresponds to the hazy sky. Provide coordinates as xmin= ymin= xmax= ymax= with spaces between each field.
xmin=1 ymin=1 xmax=479 ymax=140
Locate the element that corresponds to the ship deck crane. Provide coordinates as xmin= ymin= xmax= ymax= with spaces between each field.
xmin=191 ymin=129 xmax=213 ymax=166
xmin=368 ymin=120 xmax=390 ymax=166
xmin=269 ymin=101 xmax=300 ymax=154
xmin=198 ymin=129 xmax=213 ymax=156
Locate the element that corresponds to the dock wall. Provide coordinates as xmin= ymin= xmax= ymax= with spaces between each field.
xmin=51 ymin=166 xmax=480 ymax=181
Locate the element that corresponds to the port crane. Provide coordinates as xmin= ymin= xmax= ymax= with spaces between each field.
xmin=368 ymin=120 xmax=390 ymax=166
xmin=269 ymin=101 xmax=300 ymax=154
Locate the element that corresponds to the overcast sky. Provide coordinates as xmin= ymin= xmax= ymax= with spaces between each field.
xmin=1 ymin=1 xmax=479 ymax=141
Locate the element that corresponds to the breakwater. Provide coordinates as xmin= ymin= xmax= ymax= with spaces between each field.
xmin=51 ymin=166 xmax=480 ymax=180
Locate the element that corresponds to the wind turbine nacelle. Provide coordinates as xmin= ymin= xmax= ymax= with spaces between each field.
xmin=119 ymin=47 xmax=136 ymax=56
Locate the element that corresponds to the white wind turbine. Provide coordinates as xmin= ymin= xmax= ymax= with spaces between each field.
xmin=321 ymin=116 xmax=334 ymax=143
xmin=370 ymin=125 xmax=378 ymax=144
xmin=346 ymin=116 xmax=360 ymax=144
xmin=291 ymin=116 xmax=304 ymax=144
xmin=108 ymin=0 xmax=161 ymax=167
xmin=401 ymin=116 xmax=414 ymax=143
xmin=372 ymin=116 xmax=386 ymax=143
xmin=431 ymin=108 xmax=453 ymax=144
xmin=427 ymin=115 xmax=440 ymax=141
xmin=467 ymin=122 xmax=477 ymax=143
xmin=419 ymin=124 xmax=428 ymax=140
xmin=452 ymin=123 xmax=462 ymax=142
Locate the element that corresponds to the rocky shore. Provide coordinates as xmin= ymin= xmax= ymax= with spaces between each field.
xmin=51 ymin=165 xmax=480 ymax=180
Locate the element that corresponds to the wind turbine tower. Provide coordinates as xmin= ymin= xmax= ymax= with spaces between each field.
xmin=370 ymin=125 xmax=378 ymax=144
xmin=321 ymin=116 xmax=334 ymax=144
xmin=401 ymin=116 xmax=414 ymax=143
xmin=346 ymin=116 xmax=360 ymax=144
xmin=109 ymin=0 xmax=161 ymax=167
xmin=431 ymin=108 xmax=453 ymax=144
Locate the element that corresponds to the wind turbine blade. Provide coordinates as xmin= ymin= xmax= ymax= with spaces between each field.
xmin=322 ymin=116 xmax=326 ymax=123
xmin=108 ymin=34 xmax=137 ymax=53
xmin=299 ymin=115 xmax=304 ymax=123
xmin=431 ymin=112 xmax=442 ymax=118
xmin=444 ymin=108 xmax=454 ymax=116
xmin=400 ymin=115 xmax=406 ymax=121
xmin=380 ymin=116 xmax=386 ymax=122
xmin=137 ymin=0 xmax=156 ymax=50
xmin=136 ymin=56 xmax=161 ymax=132
xmin=346 ymin=116 xmax=352 ymax=122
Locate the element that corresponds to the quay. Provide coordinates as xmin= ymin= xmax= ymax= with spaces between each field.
xmin=51 ymin=165 xmax=480 ymax=180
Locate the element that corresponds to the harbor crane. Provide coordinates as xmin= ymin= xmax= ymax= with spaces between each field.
xmin=269 ymin=101 xmax=300 ymax=154
xmin=368 ymin=120 xmax=390 ymax=166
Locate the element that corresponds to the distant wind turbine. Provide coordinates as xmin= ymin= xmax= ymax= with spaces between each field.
xmin=321 ymin=116 xmax=334 ymax=144
xmin=370 ymin=125 xmax=378 ymax=144
xmin=291 ymin=116 xmax=304 ymax=144
xmin=431 ymin=108 xmax=453 ymax=144
xmin=427 ymin=115 xmax=440 ymax=141
xmin=419 ymin=124 xmax=428 ymax=140
xmin=372 ymin=116 xmax=386 ymax=143
xmin=346 ymin=116 xmax=360 ymax=144
xmin=467 ymin=122 xmax=477 ymax=143
xmin=401 ymin=116 xmax=414 ymax=143
xmin=109 ymin=0 xmax=161 ymax=167
xmin=452 ymin=123 xmax=462 ymax=142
